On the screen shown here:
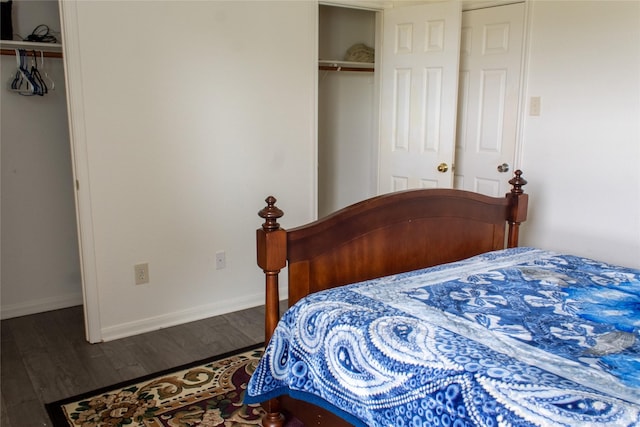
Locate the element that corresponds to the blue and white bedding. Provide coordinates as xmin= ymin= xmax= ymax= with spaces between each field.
xmin=245 ymin=247 xmax=640 ymax=426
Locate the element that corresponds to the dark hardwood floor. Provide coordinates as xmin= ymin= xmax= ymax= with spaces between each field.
xmin=1 ymin=304 xmax=270 ymax=427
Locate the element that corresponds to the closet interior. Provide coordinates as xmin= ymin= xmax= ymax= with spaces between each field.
xmin=317 ymin=4 xmax=378 ymax=218
xmin=1 ymin=0 xmax=81 ymax=320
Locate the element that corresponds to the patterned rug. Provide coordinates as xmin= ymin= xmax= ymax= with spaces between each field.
xmin=46 ymin=344 xmax=275 ymax=427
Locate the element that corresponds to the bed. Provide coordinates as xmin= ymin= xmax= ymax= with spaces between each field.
xmin=245 ymin=171 xmax=640 ymax=426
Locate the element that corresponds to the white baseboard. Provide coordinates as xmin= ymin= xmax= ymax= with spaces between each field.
xmin=1 ymin=293 xmax=84 ymax=320
xmin=1 ymin=285 xmax=287 ymax=341
xmin=99 ymin=291 xmax=271 ymax=342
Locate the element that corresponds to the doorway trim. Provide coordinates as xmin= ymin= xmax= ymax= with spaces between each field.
xmin=59 ymin=0 xmax=103 ymax=343
xmin=515 ymin=0 xmax=533 ymax=170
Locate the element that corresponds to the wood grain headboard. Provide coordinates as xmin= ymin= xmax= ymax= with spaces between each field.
xmin=254 ymin=170 xmax=528 ymax=427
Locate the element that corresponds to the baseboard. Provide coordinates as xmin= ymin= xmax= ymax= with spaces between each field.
xmin=99 ymin=291 xmax=271 ymax=342
xmin=1 ymin=293 xmax=84 ymax=320
xmin=0 ymin=284 xmax=287 ymax=341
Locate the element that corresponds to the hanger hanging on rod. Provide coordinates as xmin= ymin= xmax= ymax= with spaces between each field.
xmin=8 ymin=49 xmax=49 ymax=96
xmin=39 ymin=50 xmax=55 ymax=91
xmin=29 ymin=50 xmax=48 ymax=95
xmin=9 ymin=49 xmax=34 ymax=95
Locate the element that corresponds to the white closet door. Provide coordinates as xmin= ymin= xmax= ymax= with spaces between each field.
xmin=378 ymin=1 xmax=462 ymax=193
xmin=454 ymin=3 xmax=525 ymax=196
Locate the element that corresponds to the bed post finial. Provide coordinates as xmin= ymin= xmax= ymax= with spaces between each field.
xmin=259 ymin=196 xmax=284 ymax=232
xmin=509 ymin=170 xmax=527 ymax=195
xmin=507 ymin=170 xmax=528 ymax=248
xmin=257 ymin=196 xmax=286 ymax=342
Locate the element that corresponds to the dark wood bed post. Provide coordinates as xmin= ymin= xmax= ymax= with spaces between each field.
xmin=506 ymin=170 xmax=528 ymax=248
xmin=257 ymin=196 xmax=286 ymax=427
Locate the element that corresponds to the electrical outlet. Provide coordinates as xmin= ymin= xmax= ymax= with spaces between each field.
xmin=134 ymin=263 xmax=149 ymax=285
xmin=215 ymin=251 xmax=226 ymax=270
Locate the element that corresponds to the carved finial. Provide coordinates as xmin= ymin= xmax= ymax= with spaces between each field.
xmin=258 ymin=196 xmax=284 ymax=232
xmin=509 ymin=170 xmax=527 ymax=195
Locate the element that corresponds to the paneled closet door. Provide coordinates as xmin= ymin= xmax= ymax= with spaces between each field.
xmin=378 ymin=1 xmax=462 ymax=193
xmin=454 ymin=3 xmax=525 ymax=196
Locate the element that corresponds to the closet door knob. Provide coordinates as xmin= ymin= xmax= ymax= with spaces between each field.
xmin=437 ymin=163 xmax=449 ymax=173
xmin=497 ymin=163 xmax=510 ymax=173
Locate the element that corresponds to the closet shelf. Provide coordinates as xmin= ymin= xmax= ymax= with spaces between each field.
xmin=319 ymin=60 xmax=373 ymax=72
xmin=0 ymin=40 xmax=63 ymax=58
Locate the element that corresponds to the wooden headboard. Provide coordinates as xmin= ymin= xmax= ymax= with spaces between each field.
xmin=258 ymin=170 xmax=527 ymax=333
xmin=255 ymin=170 xmax=527 ymax=426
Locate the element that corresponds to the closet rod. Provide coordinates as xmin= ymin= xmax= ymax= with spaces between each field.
xmin=319 ymin=65 xmax=373 ymax=72
xmin=1 ymin=49 xmax=63 ymax=58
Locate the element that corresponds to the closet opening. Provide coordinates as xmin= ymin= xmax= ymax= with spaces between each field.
xmin=317 ymin=4 xmax=379 ymax=218
xmin=0 ymin=0 xmax=82 ymax=322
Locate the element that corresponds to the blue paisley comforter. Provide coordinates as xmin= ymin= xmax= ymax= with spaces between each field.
xmin=245 ymin=247 xmax=640 ymax=426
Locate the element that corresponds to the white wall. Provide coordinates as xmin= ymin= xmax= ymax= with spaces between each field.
xmin=520 ymin=1 xmax=640 ymax=268
xmin=318 ymin=71 xmax=376 ymax=217
xmin=1 ymin=0 xmax=81 ymax=319
xmin=62 ymin=1 xmax=317 ymax=341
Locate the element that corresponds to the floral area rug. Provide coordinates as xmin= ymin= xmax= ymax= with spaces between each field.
xmin=46 ymin=344 xmax=270 ymax=427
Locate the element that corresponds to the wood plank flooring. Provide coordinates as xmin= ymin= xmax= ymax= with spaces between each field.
xmin=1 ymin=304 xmax=271 ymax=427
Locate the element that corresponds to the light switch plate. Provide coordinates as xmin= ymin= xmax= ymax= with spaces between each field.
xmin=530 ymin=96 xmax=541 ymax=116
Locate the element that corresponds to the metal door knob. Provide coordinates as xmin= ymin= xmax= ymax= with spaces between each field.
xmin=437 ymin=163 xmax=449 ymax=173
xmin=497 ymin=163 xmax=510 ymax=173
